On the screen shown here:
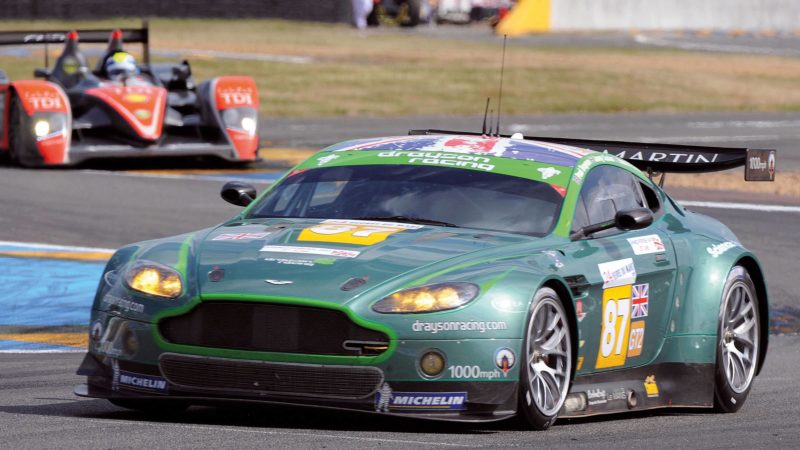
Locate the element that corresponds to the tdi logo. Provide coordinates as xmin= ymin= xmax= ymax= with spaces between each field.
xmin=27 ymin=95 xmax=62 ymax=110
xmin=220 ymin=91 xmax=253 ymax=105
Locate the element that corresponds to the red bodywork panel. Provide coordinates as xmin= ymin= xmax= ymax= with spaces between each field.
xmin=11 ymin=80 xmax=71 ymax=164
xmin=213 ymin=76 xmax=259 ymax=160
xmin=85 ymin=85 xmax=167 ymax=141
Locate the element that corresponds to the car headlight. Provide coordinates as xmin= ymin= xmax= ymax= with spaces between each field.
xmin=34 ymin=120 xmax=50 ymax=138
xmin=32 ymin=112 xmax=68 ymax=140
xmin=124 ymin=261 xmax=183 ymax=298
xmin=221 ymin=107 xmax=257 ymax=135
xmin=372 ymin=282 xmax=479 ymax=314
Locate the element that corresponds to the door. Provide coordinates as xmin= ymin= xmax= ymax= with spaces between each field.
xmin=564 ymin=164 xmax=677 ymax=375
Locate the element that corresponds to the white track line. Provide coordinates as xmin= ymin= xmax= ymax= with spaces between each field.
xmin=634 ymin=34 xmax=800 ymax=56
xmin=0 ymin=240 xmax=115 ymax=253
xmin=679 ymin=200 xmax=800 ymax=213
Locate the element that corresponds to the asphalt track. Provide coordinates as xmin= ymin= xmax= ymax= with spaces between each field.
xmin=1 ymin=111 xmax=799 ymax=447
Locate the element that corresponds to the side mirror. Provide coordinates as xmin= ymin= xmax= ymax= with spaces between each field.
xmin=34 ymin=68 xmax=51 ymax=79
xmin=570 ymin=208 xmax=654 ymax=240
xmin=615 ymin=208 xmax=654 ymax=231
xmin=221 ymin=181 xmax=257 ymax=207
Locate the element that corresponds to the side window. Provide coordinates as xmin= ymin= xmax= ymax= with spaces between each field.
xmin=639 ymin=181 xmax=661 ymax=214
xmin=574 ymin=165 xmax=646 ymax=231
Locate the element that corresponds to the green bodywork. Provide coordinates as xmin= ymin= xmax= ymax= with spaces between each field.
xmin=88 ymin=142 xmax=769 ymax=392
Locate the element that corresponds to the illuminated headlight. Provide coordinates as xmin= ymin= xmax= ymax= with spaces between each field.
xmin=32 ymin=113 xmax=68 ymax=140
xmin=34 ymin=120 xmax=50 ymax=138
xmin=221 ymin=107 xmax=257 ymax=134
xmin=241 ymin=116 xmax=256 ymax=134
xmin=124 ymin=261 xmax=183 ymax=298
xmin=372 ymin=282 xmax=479 ymax=313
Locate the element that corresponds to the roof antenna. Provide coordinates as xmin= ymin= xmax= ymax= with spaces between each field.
xmin=489 ymin=109 xmax=495 ymax=135
xmin=481 ymin=97 xmax=491 ymax=135
xmin=495 ymin=35 xmax=508 ymax=137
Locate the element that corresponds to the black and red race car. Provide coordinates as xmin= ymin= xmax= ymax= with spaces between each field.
xmin=0 ymin=24 xmax=260 ymax=166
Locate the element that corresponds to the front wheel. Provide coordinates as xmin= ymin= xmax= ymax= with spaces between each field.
xmin=713 ymin=266 xmax=760 ymax=413
xmin=517 ymin=287 xmax=573 ymax=430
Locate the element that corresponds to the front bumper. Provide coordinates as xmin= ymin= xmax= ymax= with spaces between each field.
xmin=64 ymin=142 xmax=255 ymax=164
xmin=75 ymin=351 xmax=519 ymax=422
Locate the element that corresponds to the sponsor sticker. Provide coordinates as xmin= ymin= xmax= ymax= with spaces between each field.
xmin=378 ymin=150 xmax=495 ymax=172
xmin=631 ymin=284 xmax=649 ymax=318
xmin=644 ymin=375 xmax=659 ymax=398
xmin=628 ymin=321 xmax=645 ymax=357
xmin=576 ymin=299 xmax=586 ymax=322
xmin=448 ymin=365 xmax=505 ymax=380
xmin=101 ymin=294 xmax=144 ymax=313
xmin=627 ymin=234 xmax=665 ymax=255
xmin=317 ymin=154 xmax=339 ymax=166
xmin=495 ymin=348 xmax=516 ymax=375
xmin=745 ymin=149 xmax=776 ymax=181
xmin=376 ymin=390 xmax=467 ymax=411
xmin=298 ymin=220 xmax=418 ymax=246
xmin=706 ymin=241 xmax=736 ymax=258
xmin=577 ymin=356 xmax=584 ymax=371
xmin=264 ymin=257 xmax=315 ymax=267
xmin=608 ymin=388 xmax=627 ymax=401
xmin=213 ymin=232 xmax=271 ymax=241
xmin=411 ymin=319 xmax=507 ymax=334
xmin=260 ymin=245 xmax=360 ymax=258
xmin=537 ymin=167 xmax=561 ymax=180
xmin=598 ymin=258 xmax=636 ymax=289
xmin=118 ymin=370 xmax=169 ymax=394
xmin=587 ymin=388 xmax=607 ymax=406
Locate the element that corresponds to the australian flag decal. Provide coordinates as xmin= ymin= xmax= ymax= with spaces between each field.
xmin=631 ymin=283 xmax=649 ymax=318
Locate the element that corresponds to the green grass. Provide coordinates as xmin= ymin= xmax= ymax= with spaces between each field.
xmin=3 ymin=18 xmax=800 ymax=117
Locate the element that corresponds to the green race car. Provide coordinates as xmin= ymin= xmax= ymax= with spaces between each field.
xmin=75 ymin=130 xmax=775 ymax=429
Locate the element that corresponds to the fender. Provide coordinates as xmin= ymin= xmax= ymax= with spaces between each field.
xmin=207 ymin=76 xmax=259 ymax=160
xmin=665 ymin=233 xmax=768 ymax=368
xmin=10 ymin=79 xmax=71 ymax=165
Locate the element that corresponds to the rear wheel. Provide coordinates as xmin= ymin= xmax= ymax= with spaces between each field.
xmin=517 ymin=287 xmax=572 ymax=430
xmin=713 ymin=266 xmax=760 ymax=413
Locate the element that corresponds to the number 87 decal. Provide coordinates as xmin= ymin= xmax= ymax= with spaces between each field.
xmin=595 ymin=285 xmax=632 ymax=369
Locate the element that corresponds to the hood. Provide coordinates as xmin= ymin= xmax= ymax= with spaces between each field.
xmin=195 ymin=218 xmax=535 ymax=303
xmin=85 ymin=85 xmax=167 ymax=140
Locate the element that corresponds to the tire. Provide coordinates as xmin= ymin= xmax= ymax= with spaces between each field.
xmin=109 ymin=398 xmax=190 ymax=414
xmin=8 ymin=94 xmax=43 ymax=167
xmin=713 ymin=266 xmax=760 ymax=413
xmin=517 ymin=287 xmax=573 ymax=430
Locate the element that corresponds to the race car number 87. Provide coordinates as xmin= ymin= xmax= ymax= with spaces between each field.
xmin=298 ymin=224 xmax=405 ymax=245
xmin=595 ymin=285 xmax=632 ymax=369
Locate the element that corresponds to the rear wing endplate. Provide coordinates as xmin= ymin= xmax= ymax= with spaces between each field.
xmin=0 ymin=21 xmax=150 ymax=64
xmin=409 ymin=129 xmax=776 ymax=182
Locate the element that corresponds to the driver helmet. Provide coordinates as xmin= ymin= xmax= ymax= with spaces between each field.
xmin=105 ymin=52 xmax=137 ymax=80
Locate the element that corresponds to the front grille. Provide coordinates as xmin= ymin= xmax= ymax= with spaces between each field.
xmin=158 ymin=301 xmax=389 ymax=356
xmin=160 ymin=353 xmax=383 ymax=399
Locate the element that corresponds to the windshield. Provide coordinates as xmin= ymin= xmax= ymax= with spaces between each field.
xmin=248 ymin=165 xmax=565 ymax=236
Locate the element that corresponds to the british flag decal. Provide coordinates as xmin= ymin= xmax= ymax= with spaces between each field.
xmin=631 ymin=283 xmax=649 ymax=318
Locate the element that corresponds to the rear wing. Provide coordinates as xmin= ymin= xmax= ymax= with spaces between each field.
xmin=409 ymin=129 xmax=776 ymax=182
xmin=0 ymin=21 xmax=150 ymax=64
